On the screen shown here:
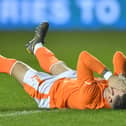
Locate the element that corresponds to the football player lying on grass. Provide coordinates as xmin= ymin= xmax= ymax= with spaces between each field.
xmin=0 ymin=22 xmax=126 ymax=110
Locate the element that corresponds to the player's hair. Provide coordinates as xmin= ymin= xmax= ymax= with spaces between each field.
xmin=113 ymin=94 xmax=126 ymax=109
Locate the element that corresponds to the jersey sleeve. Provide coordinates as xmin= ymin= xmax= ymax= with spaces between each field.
xmin=76 ymin=51 xmax=106 ymax=83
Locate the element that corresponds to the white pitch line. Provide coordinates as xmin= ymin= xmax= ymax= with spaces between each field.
xmin=0 ymin=110 xmax=41 ymax=117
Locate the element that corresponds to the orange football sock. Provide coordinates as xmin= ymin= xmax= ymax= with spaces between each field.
xmin=113 ymin=51 xmax=126 ymax=75
xmin=35 ymin=47 xmax=60 ymax=73
xmin=0 ymin=55 xmax=17 ymax=74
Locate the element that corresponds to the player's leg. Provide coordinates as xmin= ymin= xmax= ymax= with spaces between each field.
xmin=0 ymin=55 xmax=51 ymax=107
xmin=0 ymin=55 xmax=34 ymax=85
xmin=11 ymin=61 xmax=31 ymax=85
xmin=26 ymin=22 xmax=71 ymax=75
xmin=34 ymin=46 xmax=71 ymax=75
xmin=113 ymin=51 xmax=126 ymax=76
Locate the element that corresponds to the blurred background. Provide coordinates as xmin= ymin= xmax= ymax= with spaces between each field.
xmin=0 ymin=0 xmax=126 ymax=111
xmin=0 ymin=0 xmax=126 ymax=30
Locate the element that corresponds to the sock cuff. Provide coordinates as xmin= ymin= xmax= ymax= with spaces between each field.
xmin=34 ymin=43 xmax=43 ymax=54
xmin=103 ymin=71 xmax=112 ymax=80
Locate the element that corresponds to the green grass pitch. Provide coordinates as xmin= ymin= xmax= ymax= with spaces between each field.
xmin=0 ymin=31 xmax=126 ymax=126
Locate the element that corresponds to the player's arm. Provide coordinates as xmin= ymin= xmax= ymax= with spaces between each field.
xmin=76 ymin=51 xmax=112 ymax=83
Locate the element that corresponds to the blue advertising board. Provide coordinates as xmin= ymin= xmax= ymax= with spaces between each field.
xmin=0 ymin=0 xmax=126 ymax=30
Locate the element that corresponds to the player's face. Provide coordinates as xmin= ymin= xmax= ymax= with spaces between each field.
xmin=107 ymin=87 xmax=125 ymax=105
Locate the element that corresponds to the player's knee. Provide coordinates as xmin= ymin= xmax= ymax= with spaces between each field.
xmin=50 ymin=61 xmax=70 ymax=75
